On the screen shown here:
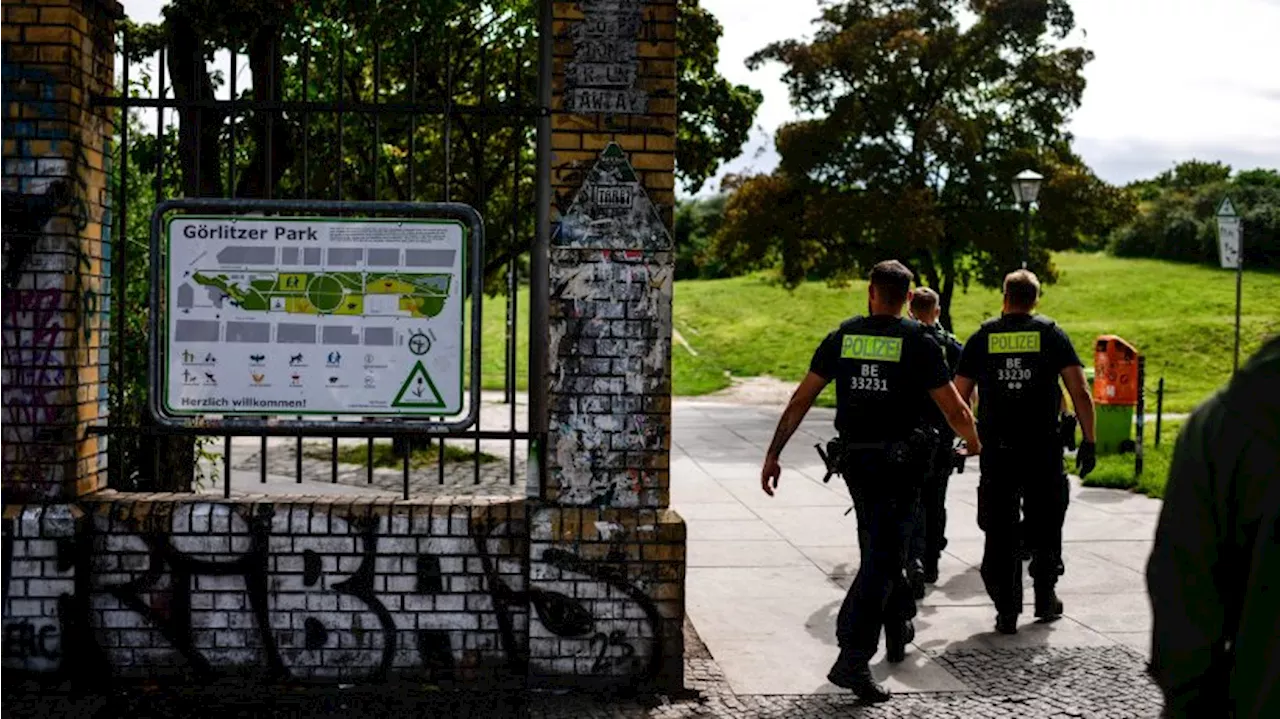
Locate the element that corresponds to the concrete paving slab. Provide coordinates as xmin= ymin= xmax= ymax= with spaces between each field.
xmin=1058 ymin=546 xmax=1148 ymax=595
xmin=1063 ymin=514 xmax=1157 ymax=542
xmin=686 ymin=567 xmax=839 ymax=599
xmin=686 ymin=519 xmax=785 ymax=542
xmin=669 ymin=479 xmax=742 ymax=504
xmin=1106 ymin=631 xmax=1154 ymax=659
xmin=1077 ymin=540 xmax=1156 ymax=574
xmin=723 ymin=476 xmax=849 ymax=509
xmin=752 ymin=507 xmax=861 ymax=547
xmin=687 ymin=539 xmax=815 ymax=568
xmin=1066 ymin=592 xmax=1153 ymax=634
xmin=796 ymin=545 xmax=860 ymax=577
xmin=675 ymin=502 xmax=758 ymax=521
xmin=1073 ymin=487 xmax=1164 ymax=515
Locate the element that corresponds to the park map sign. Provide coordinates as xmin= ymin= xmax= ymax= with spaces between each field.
xmin=163 ymin=216 xmax=465 ymax=418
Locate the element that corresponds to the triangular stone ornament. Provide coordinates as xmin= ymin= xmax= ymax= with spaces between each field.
xmin=553 ymin=142 xmax=673 ymax=250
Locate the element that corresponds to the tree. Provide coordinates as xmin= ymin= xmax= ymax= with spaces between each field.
xmin=708 ymin=0 xmax=1134 ymax=329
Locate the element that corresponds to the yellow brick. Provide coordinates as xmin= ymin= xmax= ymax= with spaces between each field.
xmin=583 ymin=133 xmax=645 ymax=152
xmin=24 ymin=25 xmax=75 ymax=45
xmin=645 ymin=4 xmax=677 ymax=23
xmin=6 ymin=6 xmax=38 ymax=23
xmin=552 ymin=112 xmax=598 ymax=132
xmin=629 ymin=152 xmax=674 ymax=171
xmin=638 ymin=39 xmax=676 ymax=59
xmin=644 ymin=170 xmax=675 ymax=190
xmin=551 ymin=132 xmax=581 ymax=150
xmin=2 ymin=24 xmax=20 ymax=42
xmin=551 ymin=149 xmax=601 ymax=167
xmin=8 ymin=44 xmax=39 ymax=62
xmin=38 ymin=7 xmax=80 ymax=27
xmin=644 ymin=133 xmax=675 ymax=153
xmin=39 ymin=45 xmax=72 ymax=63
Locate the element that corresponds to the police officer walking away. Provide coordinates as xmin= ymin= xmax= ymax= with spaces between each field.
xmin=906 ymin=287 xmax=964 ymax=596
xmin=760 ymin=260 xmax=981 ymax=702
xmin=952 ymin=269 xmax=1096 ymax=635
xmin=1147 ymin=336 xmax=1280 ymax=718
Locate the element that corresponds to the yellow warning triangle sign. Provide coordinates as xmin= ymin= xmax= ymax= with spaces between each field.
xmin=391 ymin=361 xmax=445 ymax=408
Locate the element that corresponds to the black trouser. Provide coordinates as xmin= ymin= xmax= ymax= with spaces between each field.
xmin=977 ymin=441 xmax=1069 ymax=616
xmin=836 ymin=452 xmax=920 ymax=661
xmin=909 ymin=439 xmax=954 ymax=575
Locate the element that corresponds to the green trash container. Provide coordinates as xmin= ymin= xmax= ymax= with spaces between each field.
xmin=1095 ymin=404 xmax=1135 ymax=455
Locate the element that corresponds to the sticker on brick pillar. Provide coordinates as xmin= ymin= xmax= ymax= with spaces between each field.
xmin=553 ymin=143 xmax=671 ymax=250
xmin=562 ymin=0 xmax=649 ymax=115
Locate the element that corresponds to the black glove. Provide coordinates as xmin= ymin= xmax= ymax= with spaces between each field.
xmin=1076 ymin=441 xmax=1096 ymax=478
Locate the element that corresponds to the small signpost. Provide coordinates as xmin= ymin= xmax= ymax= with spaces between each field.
xmin=1217 ymin=197 xmax=1243 ymax=373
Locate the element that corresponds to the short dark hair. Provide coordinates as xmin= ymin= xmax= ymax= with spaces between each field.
xmin=869 ymin=260 xmax=913 ymax=306
xmin=1003 ymin=269 xmax=1041 ymax=309
xmin=910 ymin=287 xmax=939 ymax=315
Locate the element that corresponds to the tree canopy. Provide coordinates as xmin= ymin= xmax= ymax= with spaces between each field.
xmin=1113 ymin=162 xmax=1280 ymax=268
xmin=708 ymin=0 xmax=1134 ymax=328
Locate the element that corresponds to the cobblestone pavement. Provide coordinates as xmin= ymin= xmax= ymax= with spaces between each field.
xmin=6 ymin=620 xmax=1165 ymax=719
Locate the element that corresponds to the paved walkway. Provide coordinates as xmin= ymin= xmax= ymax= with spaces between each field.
xmin=672 ymin=399 xmax=1162 ymax=705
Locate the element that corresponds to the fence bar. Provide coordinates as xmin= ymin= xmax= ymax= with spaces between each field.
xmin=529 ymin=0 xmax=553 ymax=495
xmin=403 ymin=448 xmax=410 ymax=501
xmin=223 ymin=435 xmax=232 ymax=498
xmin=1154 ymin=377 xmax=1164 ymax=448
xmin=112 ymin=36 xmax=129 ymax=488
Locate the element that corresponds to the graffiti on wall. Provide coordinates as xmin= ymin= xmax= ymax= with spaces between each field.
xmin=0 ymin=44 xmax=90 ymax=491
xmin=563 ymin=0 xmax=650 ymax=115
xmin=1 ymin=503 xmax=664 ymax=685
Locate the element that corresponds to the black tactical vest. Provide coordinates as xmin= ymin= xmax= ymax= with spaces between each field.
xmin=974 ymin=313 xmax=1063 ymax=442
xmin=831 ymin=315 xmax=935 ymax=444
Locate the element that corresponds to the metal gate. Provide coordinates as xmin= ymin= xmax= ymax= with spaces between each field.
xmin=94 ymin=3 xmax=549 ymax=499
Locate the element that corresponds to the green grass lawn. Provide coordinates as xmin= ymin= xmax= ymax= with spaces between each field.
xmin=1081 ymin=420 xmax=1182 ymax=499
xmin=474 ymin=253 xmax=1279 ymax=413
xmin=671 ymin=253 xmax=1280 ymax=412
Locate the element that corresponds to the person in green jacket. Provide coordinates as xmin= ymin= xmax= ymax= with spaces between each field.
xmin=1146 ymin=335 xmax=1280 ymax=718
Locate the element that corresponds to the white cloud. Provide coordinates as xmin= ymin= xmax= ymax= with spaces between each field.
xmin=696 ymin=0 xmax=1280 ymax=196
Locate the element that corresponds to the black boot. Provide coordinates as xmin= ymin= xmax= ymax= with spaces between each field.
xmin=885 ymin=620 xmax=915 ymax=664
xmin=827 ymin=650 xmax=891 ymax=702
xmin=922 ymin=557 xmax=939 ymax=584
xmin=909 ymin=571 xmax=925 ymax=600
xmin=995 ymin=612 xmax=1018 ymax=634
xmin=1035 ymin=587 xmax=1064 ymax=622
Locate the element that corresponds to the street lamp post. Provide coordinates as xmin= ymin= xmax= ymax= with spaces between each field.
xmin=1011 ymin=169 xmax=1044 ymax=269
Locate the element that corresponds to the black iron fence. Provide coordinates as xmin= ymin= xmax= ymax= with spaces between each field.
xmin=93 ymin=3 xmax=549 ymax=499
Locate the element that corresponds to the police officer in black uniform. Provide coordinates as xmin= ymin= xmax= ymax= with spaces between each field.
xmin=952 ymin=270 xmax=1097 ymax=634
xmin=760 ymin=261 xmax=981 ymax=702
xmin=906 ymin=287 xmax=965 ymax=596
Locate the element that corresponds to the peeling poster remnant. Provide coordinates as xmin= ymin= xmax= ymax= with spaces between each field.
xmin=563 ymin=0 xmax=648 ymax=115
xmin=554 ymin=143 xmax=672 ymax=251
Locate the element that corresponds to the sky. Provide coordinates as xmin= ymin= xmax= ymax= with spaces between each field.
xmin=122 ymin=0 xmax=1280 ymax=196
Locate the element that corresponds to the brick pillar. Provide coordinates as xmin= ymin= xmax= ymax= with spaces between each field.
xmin=2 ymin=0 xmax=121 ymax=501
xmin=528 ymin=0 xmax=685 ymax=690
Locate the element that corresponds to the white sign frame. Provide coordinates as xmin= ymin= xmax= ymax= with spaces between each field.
xmin=149 ymin=200 xmax=483 ymax=435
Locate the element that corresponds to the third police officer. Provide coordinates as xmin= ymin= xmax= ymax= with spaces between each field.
xmin=952 ymin=270 xmax=1097 ymax=634
xmin=760 ymin=260 xmax=981 ymax=702
xmin=906 ymin=287 xmax=964 ymax=597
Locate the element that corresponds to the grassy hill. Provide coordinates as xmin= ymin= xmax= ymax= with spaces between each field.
xmin=478 ymin=253 xmax=1280 ymax=413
